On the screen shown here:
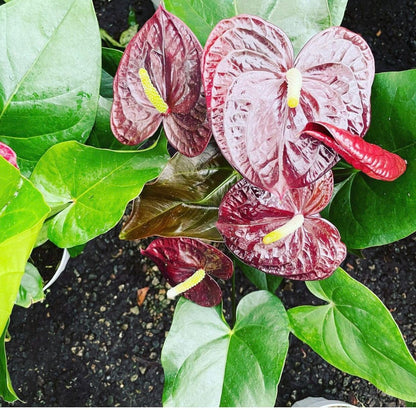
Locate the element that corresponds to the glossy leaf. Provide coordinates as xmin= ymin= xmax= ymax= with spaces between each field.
xmin=0 ymin=0 xmax=101 ymax=175
xmin=162 ymin=291 xmax=290 ymax=406
xmin=120 ymin=144 xmax=239 ymax=241
xmin=1 ymin=321 xmax=18 ymax=402
xmin=234 ymin=258 xmax=282 ymax=293
xmin=301 ymin=122 xmax=407 ymax=181
xmin=111 ymin=6 xmax=211 ymax=157
xmin=203 ymin=16 xmax=374 ymax=195
xmin=142 ymin=237 xmax=233 ymax=307
xmin=30 ymin=135 xmax=169 ymax=248
xmin=288 ymin=268 xmax=416 ymax=401
xmin=217 ymin=173 xmax=346 ymax=280
xmin=164 ymin=0 xmax=347 ymax=50
xmin=323 ymin=70 xmax=416 ymax=249
xmin=99 ymin=48 xmax=123 ymax=99
xmin=163 ymin=0 xmax=235 ymax=45
xmin=0 ymin=157 xmax=50 ymax=337
xmin=15 ymin=263 xmax=44 ymax=308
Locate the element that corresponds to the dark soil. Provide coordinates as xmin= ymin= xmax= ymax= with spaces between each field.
xmin=2 ymin=0 xmax=416 ymax=407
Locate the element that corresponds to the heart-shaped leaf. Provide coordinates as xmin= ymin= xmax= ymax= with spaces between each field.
xmin=30 ymin=135 xmax=169 ymax=248
xmin=0 ymin=157 xmax=50 ymax=337
xmin=288 ymin=268 xmax=416 ymax=401
xmin=120 ymin=143 xmax=239 ymax=241
xmin=162 ymin=291 xmax=289 ymax=406
xmin=203 ymin=16 xmax=374 ymax=195
xmin=234 ymin=258 xmax=282 ymax=293
xmin=15 ymin=263 xmax=45 ymax=308
xmin=0 ymin=0 xmax=101 ymax=175
xmin=322 ymin=70 xmax=416 ymax=249
xmin=1 ymin=321 xmax=18 ymax=402
xmin=164 ymin=0 xmax=348 ymax=50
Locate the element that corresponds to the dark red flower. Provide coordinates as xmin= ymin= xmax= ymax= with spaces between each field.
xmin=216 ymin=172 xmax=346 ymax=280
xmin=202 ymin=15 xmax=374 ymax=195
xmin=0 ymin=142 xmax=18 ymax=168
xmin=141 ymin=237 xmax=233 ymax=307
xmin=111 ymin=6 xmax=211 ymax=157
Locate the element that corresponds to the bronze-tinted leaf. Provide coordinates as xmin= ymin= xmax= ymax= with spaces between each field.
xmin=120 ymin=143 xmax=239 ymax=241
xmin=111 ymin=6 xmax=211 ymax=157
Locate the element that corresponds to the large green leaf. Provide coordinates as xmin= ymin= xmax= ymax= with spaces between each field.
xmin=120 ymin=144 xmax=239 ymax=241
xmin=0 ymin=0 xmax=101 ymax=175
xmin=15 ymin=263 xmax=44 ymax=308
xmin=30 ymin=135 xmax=169 ymax=248
xmin=164 ymin=0 xmax=347 ymax=51
xmin=234 ymin=258 xmax=282 ymax=293
xmin=0 ymin=157 xmax=49 ymax=336
xmin=162 ymin=291 xmax=289 ymax=407
xmin=0 ymin=322 xmax=18 ymax=402
xmin=288 ymin=268 xmax=416 ymax=401
xmin=323 ymin=70 xmax=416 ymax=249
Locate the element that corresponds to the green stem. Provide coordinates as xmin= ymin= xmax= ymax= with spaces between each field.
xmin=231 ymin=269 xmax=237 ymax=328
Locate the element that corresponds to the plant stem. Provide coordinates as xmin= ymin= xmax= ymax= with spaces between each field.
xmin=231 ymin=269 xmax=237 ymax=328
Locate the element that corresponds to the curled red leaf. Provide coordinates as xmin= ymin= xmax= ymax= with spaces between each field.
xmin=217 ymin=172 xmax=346 ymax=280
xmin=202 ymin=15 xmax=374 ymax=194
xmin=141 ymin=237 xmax=233 ymax=307
xmin=0 ymin=142 xmax=18 ymax=168
xmin=300 ymin=122 xmax=407 ymax=181
xmin=111 ymin=6 xmax=211 ymax=157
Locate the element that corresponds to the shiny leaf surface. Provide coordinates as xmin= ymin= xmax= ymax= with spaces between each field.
xmin=165 ymin=0 xmax=347 ymax=51
xmin=15 ymin=263 xmax=45 ymax=308
xmin=0 ymin=0 xmax=101 ymax=175
xmin=120 ymin=144 xmax=239 ymax=241
xmin=30 ymin=136 xmax=169 ymax=248
xmin=0 ymin=322 xmax=18 ymax=402
xmin=162 ymin=291 xmax=289 ymax=406
xmin=111 ymin=6 xmax=211 ymax=157
xmin=0 ymin=157 xmax=49 ymax=337
xmin=142 ymin=237 xmax=233 ymax=307
xmin=203 ymin=16 xmax=374 ymax=195
xmin=323 ymin=70 xmax=416 ymax=249
xmin=217 ymin=173 xmax=346 ymax=280
xmin=288 ymin=268 xmax=416 ymax=401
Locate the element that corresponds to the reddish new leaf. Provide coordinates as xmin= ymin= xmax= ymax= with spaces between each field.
xmin=202 ymin=15 xmax=374 ymax=195
xmin=300 ymin=122 xmax=407 ymax=181
xmin=141 ymin=237 xmax=233 ymax=307
xmin=111 ymin=6 xmax=211 ymax=157
xmin=217 ymin=172 xmax=346 ymax=280
xmin=0 ymin=142 xmax=18 ymax=168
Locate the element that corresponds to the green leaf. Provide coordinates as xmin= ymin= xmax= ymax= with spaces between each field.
xmin=0 ymin=0 xmax=101 ymax=175
xmin=30 ymin=135 xmax=169 ymax=248
xmin=323 ymin=70 xmax=416 ymax=249
xmin=162 ymin=291 xmax=289 ymax=406
xmin=0 ymin=321 xmax=18 ymax=402
xmin=99 ymin=47 xmax=123 ymax=99
xmin=0 ymin=157 xmax=50 ymax=336
xmin=120 ymin=144 xmax=239 ymax=241
xmin=15 ymin=263 xmax=45 ymax=308
xmin=234 ymin=0 xmax=348 ymax=53
xmin=164 ymin=0 xmax=348 ymax=51
xmin=234 ymin=258 xmax=282 ymax=293
xmin=163 ymin=0 xmax=235 ymax=45
xmin=288 ymin=268 xmax=416 ymax=401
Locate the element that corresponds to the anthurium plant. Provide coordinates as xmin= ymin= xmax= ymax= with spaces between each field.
xmin=0 ymin=0 xmax=415 ymax=405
